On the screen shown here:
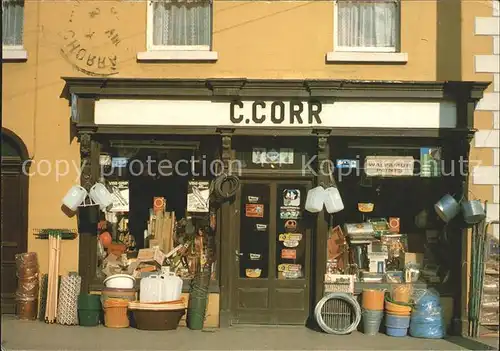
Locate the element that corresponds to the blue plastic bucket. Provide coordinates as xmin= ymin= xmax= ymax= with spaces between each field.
xmin=385 ymin=314 xmax=410 ymax=329
xmin=386 ymin=326 xmax=408 ymax=337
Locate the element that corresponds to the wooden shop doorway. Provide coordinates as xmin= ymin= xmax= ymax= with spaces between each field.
xmin=230 ymin=179 xmax=313 ymax=325
xmin=1 ymin=129 xmax=30 ymax=314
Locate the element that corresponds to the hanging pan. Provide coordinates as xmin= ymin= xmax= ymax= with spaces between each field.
xmin=434 ymin=194 xmax=461 ymax=223
xmin=461 ymin=197 xmax=486 ymax=225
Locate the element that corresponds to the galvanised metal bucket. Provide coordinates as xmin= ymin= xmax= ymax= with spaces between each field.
xmin=461 ymin=200 xmax=486 ymax=225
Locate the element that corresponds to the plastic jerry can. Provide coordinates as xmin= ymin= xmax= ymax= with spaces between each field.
xmin=324 ymin=187 xmax=344 ymax=214
xmin=305 ymin=186 xmax=326 ymax=213
xmin=161 ymin=272 xmax=183 ymax=302
xmin=140 ymin=275 xmax=163 ymax=303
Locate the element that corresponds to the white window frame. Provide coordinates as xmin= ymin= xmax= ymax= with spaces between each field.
xmin=146 ymin=0 xmax=212 ymax=52
xmin=333 ymin=0 xmax=400 ymax=53
xmin=2 ymin=0 xmax=27 ymax=60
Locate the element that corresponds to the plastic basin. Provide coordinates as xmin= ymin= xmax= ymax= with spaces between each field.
xmin=385 ymin=314 xmax=410 ymax=328
xmin=131 ymin=309 xmax=185 ymax=330
xmin=386 ymin=326 xmax=408 ymax=337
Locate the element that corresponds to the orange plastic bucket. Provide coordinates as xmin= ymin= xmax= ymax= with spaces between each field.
xmin=103 ymin=298 xmax=129 ymax=328
xmin=362 ymin=289 xmax=385 ymax=311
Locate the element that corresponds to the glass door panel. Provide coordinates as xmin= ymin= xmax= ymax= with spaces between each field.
xmin=239 ymin=183 xmax=270 ymax=279
xmin=275 ymin=185 xmax=307 ymax=280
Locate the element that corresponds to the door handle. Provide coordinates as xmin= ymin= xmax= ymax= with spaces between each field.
xmin=235 ymin=250 xmax=243 ymax=261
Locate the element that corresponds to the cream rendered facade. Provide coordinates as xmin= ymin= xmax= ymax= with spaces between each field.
xmin=1 ymin=0 xmax=498 ymax=330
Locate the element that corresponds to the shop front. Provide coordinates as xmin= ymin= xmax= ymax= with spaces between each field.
xmin=64 ymin=77 xmax=487 ymax=332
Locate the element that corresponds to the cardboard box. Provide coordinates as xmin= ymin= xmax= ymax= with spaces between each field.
xmin=399 ymin=252 xmax=424 ymax=269
xmin=137 ymin=248 xmax=165 ymax=265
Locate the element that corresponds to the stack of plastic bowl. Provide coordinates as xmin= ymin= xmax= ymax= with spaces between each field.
xmin=384 ymin=298 xmax=412 ymax=337
xmin=361 ymin=289 xmax=385 ymax=335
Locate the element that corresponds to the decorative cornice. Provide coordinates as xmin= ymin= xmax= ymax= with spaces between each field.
xmin=62 ymin=77 xmax=490 ymax=102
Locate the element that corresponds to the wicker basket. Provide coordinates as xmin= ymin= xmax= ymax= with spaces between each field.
xmin=103 ymin=299 xmax=129 ymax=328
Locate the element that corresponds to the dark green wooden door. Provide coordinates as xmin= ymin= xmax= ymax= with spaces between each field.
xmin=231 ymin=179 xmax=312 ymax=325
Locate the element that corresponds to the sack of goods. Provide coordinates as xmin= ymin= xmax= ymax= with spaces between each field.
xmin=409 ymin=288 xmax=445 ymax=339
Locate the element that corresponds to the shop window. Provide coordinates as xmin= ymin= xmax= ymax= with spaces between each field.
xmin=334 ymin=0 xmax=400 ymax=53
xmin=92 ymin=141 xmax=219 ymax=290
xmin=329 ymin=142 xmax=456 ymax=293
xmin=147 ymin=0 xmax=212 ymax=51
xmin=2 ymin=0 xmax=24 ymax=47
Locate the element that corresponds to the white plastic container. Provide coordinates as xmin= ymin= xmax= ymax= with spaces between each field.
xmin=324 ymin=187 xmax=344 ymax=214
xmin=305 ymin=186 xmax=326 ymax=213
xmin=160 ymin=272 xmax=183 ymax=302
xmin=62 ymin=185 xmax=88 ymax=211
xmin=140 ymin=275 xmax=163 ymax=303
xmin=89 ymin=183 xmax=113 ymax=211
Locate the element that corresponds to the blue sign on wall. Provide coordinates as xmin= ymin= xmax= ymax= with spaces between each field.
xmin=336 ymin=159 xmax=358 ymax=169
xmin=112 ymin=157 xmax=129 ymax=168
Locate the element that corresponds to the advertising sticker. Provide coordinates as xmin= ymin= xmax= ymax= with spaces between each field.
xmin=246 ymin=204 xmax=264 ymax=218
xmin=281 ymin=249 xmax=297 ymax=260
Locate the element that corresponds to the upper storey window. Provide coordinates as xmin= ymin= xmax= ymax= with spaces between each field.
xmin=2 ymin=0 xmax=24 ymax=48
xmin=335 ymin=0 xmax=400 ymax=53
xmin=148 ymin=0 xmax=212 ymax=51
xmin=2 ymin=0 xmax=27 ymax=60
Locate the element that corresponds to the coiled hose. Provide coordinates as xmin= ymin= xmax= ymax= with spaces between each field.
xmin=210 ymin=173 xmax=240 ymax=202
xmin=314 ymin=293 xmax=362 ymax=335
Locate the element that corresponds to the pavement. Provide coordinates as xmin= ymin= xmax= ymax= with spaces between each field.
xmin=1 ymin=315 xmax=498 ymax=351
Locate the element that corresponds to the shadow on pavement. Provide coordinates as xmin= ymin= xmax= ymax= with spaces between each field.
xmin=444 ymin=336 xmax=498 ymax=350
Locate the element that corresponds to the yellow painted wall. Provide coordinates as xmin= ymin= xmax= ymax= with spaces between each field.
xmin=1 ymin=0 xmax=493 ymax=293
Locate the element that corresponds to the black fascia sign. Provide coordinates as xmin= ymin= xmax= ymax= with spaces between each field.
xmin=229 ymin=100 xmax=323 ymax=125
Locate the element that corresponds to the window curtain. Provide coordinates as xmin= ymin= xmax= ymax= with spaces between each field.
xmin=2 ymin=0 xmax=24 ymax=46
xmin=337 ymin=0 xmax=397 ymax=49
xmin=153 ymin=0 xmax=211 ymax=47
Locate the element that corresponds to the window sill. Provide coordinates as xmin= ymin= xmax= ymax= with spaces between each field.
xmin=137 ymin=50 xmax=218 ymax=62
xmin=2 ymin=48 xmax=28 ymax=61
xmin=326 ymin=51 xmax=408 ymax=63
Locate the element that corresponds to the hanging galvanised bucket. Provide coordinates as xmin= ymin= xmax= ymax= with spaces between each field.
xmin=434 ymin=194 xmax=460 ymax=223
xmin=461 ymin=199 xmax=486 ymax=225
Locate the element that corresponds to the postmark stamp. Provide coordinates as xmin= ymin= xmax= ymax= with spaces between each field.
xmin=59 ymin=3 xmax=122 ymax=77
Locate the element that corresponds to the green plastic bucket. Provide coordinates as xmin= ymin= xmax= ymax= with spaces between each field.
xmin=187 ymin=309 xmax=206 ymax=330
xmin=78 ymin=294 xmax=101 ymax=310
xmin=78 ymin=309 xmax=101 ymax=326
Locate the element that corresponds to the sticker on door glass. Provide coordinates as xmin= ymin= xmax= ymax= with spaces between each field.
xmin=247 ymin=196 xmax=259 ymax=203
xmin=282 ymin=271 xmax=301 ymax=279
xmin=284 ymin=220 xmax=297 ymax=231
xmin=280 ymin=206 xmax=301 ymax=219
xmin=281 ymin=249 xmax=297 ymax=260
xmin=256 ymin=224 xmax=267 ymax=231
xmin=249 ymin=253 xmax=261 ymax=261
xmin=278 ymin=263 xmax=301 ymax=272
xmin=279 ymin=233 xmax=302 ymax=242
xmin=283 ymin=240 xmax=299 ymax=248
xmin=283 ymin=189 xmax=300 ymax=207
xmin=245 ymin=268 xmax=262 ymax=278
xmin=246 ymin=204 xmax=264 ymax=218
xmin=279 ymin=233 xmax=302 ymax=248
